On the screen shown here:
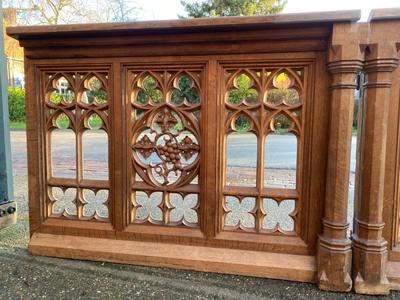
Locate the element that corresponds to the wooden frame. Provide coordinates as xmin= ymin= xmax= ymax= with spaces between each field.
xmin=7 ymin=9 xmax=400 ymax=295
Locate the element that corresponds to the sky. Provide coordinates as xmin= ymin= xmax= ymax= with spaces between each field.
xmin=133 ymin=0 xmax=400 ymax=21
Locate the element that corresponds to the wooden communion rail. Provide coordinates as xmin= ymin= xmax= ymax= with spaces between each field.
xmin=7 ymin=8 xmax=400 ymax=295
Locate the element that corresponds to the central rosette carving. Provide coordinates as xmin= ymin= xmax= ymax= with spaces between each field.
xmin=132 ymin=106 xmax=200 ymax=186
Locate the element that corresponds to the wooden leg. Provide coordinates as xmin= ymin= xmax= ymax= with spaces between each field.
xmin=352 ymin=55 xmax=398 ymax=295
xmin=318 ymin=61 xmax=362 ymax=292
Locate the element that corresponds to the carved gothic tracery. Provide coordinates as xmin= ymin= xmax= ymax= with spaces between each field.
xmin=130 ymin=69 xmax=202 ymax=227
xmin=131 ymin=71 xmax=201 ymax=188
xmin=43 ymin=70 xmax=110 ymax=221
xmin=223 ymin=67 xmax=304 ymax=234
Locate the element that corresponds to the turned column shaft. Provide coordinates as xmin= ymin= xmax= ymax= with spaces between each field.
xmin=352 ymin=56 xmax=398 ymax=294
xmin=318 ymin=60 xmax=362 ymax=292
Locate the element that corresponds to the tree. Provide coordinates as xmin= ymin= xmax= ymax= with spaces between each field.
xmin=108 ymin=0 xmax=138 ymax=22
xmin=180 ymin=0 xmax=286 ymax=18
xmin=3 ymin=8 xmax=23 ymax=59
xmin=4 ymin=0 xmax=93 ymax=25
xmin=3 ymin=0 xmax=139 ymax=25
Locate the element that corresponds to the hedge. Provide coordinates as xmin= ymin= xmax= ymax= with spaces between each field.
xmin=8 ymin=86 xmax=25 ymax=123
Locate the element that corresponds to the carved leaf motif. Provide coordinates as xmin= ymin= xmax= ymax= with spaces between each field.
xmin=180 ymin=136 xmax=200 ymax=160
xmin=134 ymin=135 xmax=155 ymax=159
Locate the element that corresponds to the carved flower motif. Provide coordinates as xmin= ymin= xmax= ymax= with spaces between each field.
xmin=155 ymin=107 xmax=178 ymax=132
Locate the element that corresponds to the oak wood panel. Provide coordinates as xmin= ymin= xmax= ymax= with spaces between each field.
xmin=29 ymin=232 xmax=317 ymax=283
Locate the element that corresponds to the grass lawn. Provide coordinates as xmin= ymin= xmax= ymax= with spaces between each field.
xmin=9 ymin=121 xmax=27 ymax=129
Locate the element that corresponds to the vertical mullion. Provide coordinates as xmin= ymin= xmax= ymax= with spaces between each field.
xmin=112 ymin=62 xmax=125 ymax=230
xmin=75 ymin=72 xmax=84 ymax=218
xmin=255 ymin=70 xmax=265 ymax=232
xmin=256 ymin=135 xmax=265 ymax=232
xmin=203 ymin=60 xmax=219 ymax=237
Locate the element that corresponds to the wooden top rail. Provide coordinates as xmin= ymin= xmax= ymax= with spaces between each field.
xmin=6 ymin=10 xmax=366 ymax=59
xmin=368 ymin=7 xmax=400 ymax=21
xmin=7 ymin=10 xmax=361 ymax=40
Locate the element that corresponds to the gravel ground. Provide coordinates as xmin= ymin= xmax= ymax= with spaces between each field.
xmin=1 ymin=131 xmax=397 ymax=299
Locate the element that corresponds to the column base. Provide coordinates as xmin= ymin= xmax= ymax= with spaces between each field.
xmin=354 ymin=272 xmax=391 ymax=295
xmin=317 ymin=238 xmax=352 ymax=292
xmin=353 ymin=241 xmax=391 ymax=295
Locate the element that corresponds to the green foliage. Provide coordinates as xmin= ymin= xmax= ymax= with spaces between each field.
xmin=85 ymin=77 xmax=108 ymax=104
xmin=235 ymin=114 xmax=251 ymax=132
xmin=171 ymin=75 xmax=199 ymax=104
xmin=8 ymin=86 xmax=25 ymax=123
xmin=273 ymin=114 xmax=291 ymax=134
xmin=266 ymin=88 xmax=299 ymax=105
xmin=56 ymin=114 xmax=70 ymax=129
xmin=88 ymin=114 xmax=103 ymax=130
xmin=353 ymin=99 xmax=359 ymax=129
xmin=50 ymin=90 xmax=75 ymax=104
xmin=181 ymin=0 xmax=286 ymax=18
xmin=228 ymin=74 xmax=258 ymax=104
xmin=137 ymin=75 xmax=163 ymax=104
xmin=174 ymin=121 xmax=183 ymax=131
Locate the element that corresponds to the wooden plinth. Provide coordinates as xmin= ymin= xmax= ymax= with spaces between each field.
xmin=29 ymin=233 xmax=316 ymax=283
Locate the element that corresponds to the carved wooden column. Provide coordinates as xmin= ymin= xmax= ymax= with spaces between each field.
xmin=353 ymin=14 xmax=400 ymax=295
xmin=318 ymin=22 xmax=365 ymax=292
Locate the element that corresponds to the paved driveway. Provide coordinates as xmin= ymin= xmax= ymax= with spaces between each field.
xmin=11 ymin=131 xmax=358 ymax=173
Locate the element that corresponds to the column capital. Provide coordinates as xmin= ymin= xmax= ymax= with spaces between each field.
xmin=328 ymin=60 xmax=364 ymax=74
xmin=364 ymin=58 xmax=399 ymax=73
